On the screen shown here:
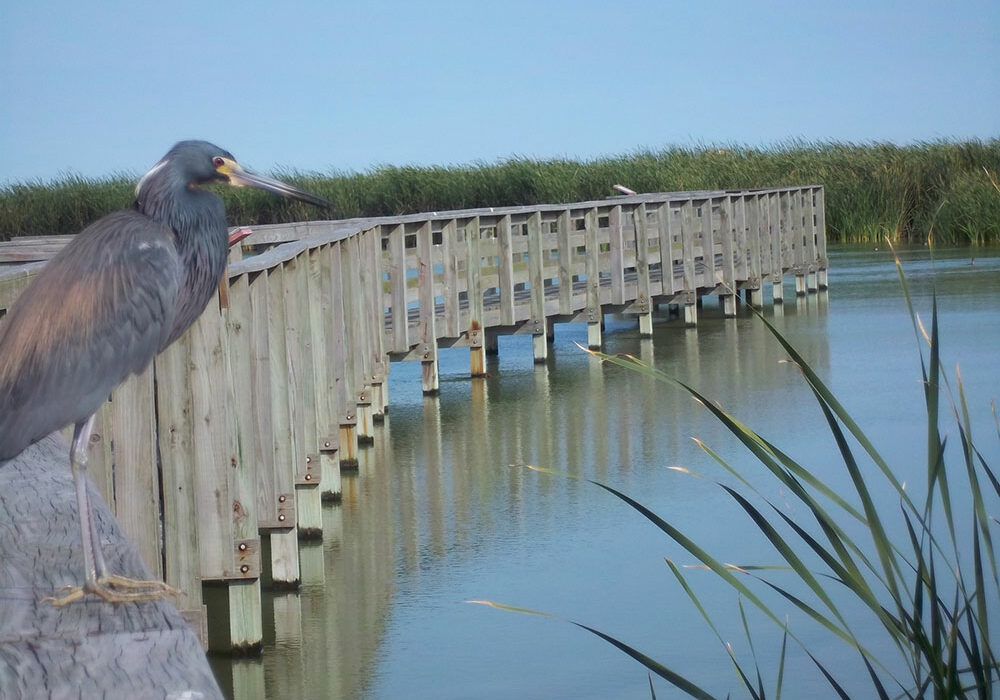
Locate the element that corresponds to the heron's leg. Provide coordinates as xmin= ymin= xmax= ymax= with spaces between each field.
xmin=42 ymin=415 xmax=179 ymax=606
xmin=72 ymin=416 xmax=102 ymax=586
xmin=40 ymin=416 xmax=101 ymax=606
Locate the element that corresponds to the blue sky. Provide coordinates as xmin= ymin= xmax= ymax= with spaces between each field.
xmin=2 ymin=0 xmax=997 ymax=184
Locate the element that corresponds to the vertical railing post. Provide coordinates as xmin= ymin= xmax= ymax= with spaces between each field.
xmin=770 ymin=192 xmax=784 ymax=303
xmin=584 ymin=207 xmax=602 ymax=348
xmin=815 ymin=186 xmax=829 ymax=289
xmin=680 ymin=199 xmax=698 ymax=326
xmin=527 ymin=211 xmax=547 ymax=362
xmin=633 ymin=203 xmax=653 ymax=336
xmin=416 ymin=221 xmax=439 ymax=394
xmin=717 ymin=196 xmax=737 ymax=316
xmin=465 ymin=216 xmax=487 ymax=377
xmin=329 ymin=243 xmax=358 ymax=470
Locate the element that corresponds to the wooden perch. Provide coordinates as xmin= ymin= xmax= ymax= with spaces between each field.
xmin=0 ymin=433 xmax=222 ymax=699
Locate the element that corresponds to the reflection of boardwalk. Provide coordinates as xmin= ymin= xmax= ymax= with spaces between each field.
xmin=0 ymin=186 xmax=826 ymax=660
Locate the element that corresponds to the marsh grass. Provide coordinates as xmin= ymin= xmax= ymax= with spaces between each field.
xmin=2 ymin=140 xmax=998 ymax=244
xmin=474 ymin=250 xmax=999 ymax=698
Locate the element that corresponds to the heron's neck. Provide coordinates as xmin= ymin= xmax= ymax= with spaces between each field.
xmin=136 ymin=179 xmax=230 ymax=345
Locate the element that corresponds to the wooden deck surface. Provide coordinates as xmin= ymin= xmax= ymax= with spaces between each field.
xmin=0 ymin=434 xmax=223 ymax=699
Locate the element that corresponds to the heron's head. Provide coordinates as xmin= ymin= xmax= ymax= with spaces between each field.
xmin=136 ymin=140 xmax=330 ymax=210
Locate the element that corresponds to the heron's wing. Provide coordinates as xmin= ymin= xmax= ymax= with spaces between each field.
xmin=0 ymin=210 xmax=180 ymax=459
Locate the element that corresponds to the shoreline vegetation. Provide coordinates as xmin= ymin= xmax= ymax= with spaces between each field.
xmin=1 ymin=139 xmax=998 ymax=245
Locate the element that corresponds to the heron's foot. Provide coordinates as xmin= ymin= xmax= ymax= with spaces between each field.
xmin=100 ymin=574 xmax=181 ymax=596
xmin=41 ymin=577 xmax=180 ymax=607
xmin=40 ymin=584 xmax=87 ymax=607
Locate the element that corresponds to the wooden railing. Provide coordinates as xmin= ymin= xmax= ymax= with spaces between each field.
xmin=0 ymin=185 xmax=827 ymax=649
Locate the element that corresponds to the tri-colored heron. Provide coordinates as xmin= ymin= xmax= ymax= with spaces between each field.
xmin=0 ymin=140 xmax=329 ymax=605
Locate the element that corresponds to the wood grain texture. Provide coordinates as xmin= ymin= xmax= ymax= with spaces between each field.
xmin=0 ymin=433 xmax=222 ymax=699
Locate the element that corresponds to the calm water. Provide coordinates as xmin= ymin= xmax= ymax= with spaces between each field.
xmin=211 ymin=246 xmax=1000 ymax=699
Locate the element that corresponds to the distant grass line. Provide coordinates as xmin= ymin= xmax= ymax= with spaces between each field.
xmin=2 ymin=139 xmax=998 ymax=244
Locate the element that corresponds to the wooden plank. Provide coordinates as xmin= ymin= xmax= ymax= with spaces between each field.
xmin=283 ymin=254 xmax=318 ymax=485
xmin=310 ymin=244 xmax=343 ymax=501
xmin=386 ymin=223 xmax=408 ymax=353
xmin=352 ymin=232 xmax=375 ymax=440
xmin=327 ymin=242 xmax=357 ymax=468
xmin=361 ymin=227 xmax=388 ymax=418
xmin=656 ymin=203 xmax=677 ymax=296
xmin=608 ymin=205 xmax=626 ymax=305
xmin=107 ymin=365 xmax=161 ymax=580
xmin=779 ymin=190 xmax=792 ymax=270
xmin=497 ymin=215 xmax=515 ymax=326
xmin=230 ymin=272 xmax=269 ymax=527
xmin=556 ymin=210 xmax=574 ymax=314
xmin=745 ymin=194 xmax=762 ymax=289
xmin=680 ymin=200 xmax=697 ymax=294
xmin=0 ymin=264 xmax=42 ymax=314
xmin=187 ymin=305 xmax=235 ymax=581
xmin=308 ymin=246 xmax=337 ymax=452
xmin=465 ymin=216 xmax=484 ymax=324
xmin=717 ymin=197 xmax=737 ymax=316
xmin=77 ymin=403 xmax=114 ymax=509
xmin=770 ymin=192 xmax=783 ymax=280
xmin=154 ymin=334 xmax=204 ymax=627
xmin=584 ymin=208 xmax=600 ymax=319
xmin=0 ymin=434 xmax=223 ymax=698
xmin=265 ymin=265 xmax=294 ymax=529
xmin=217 ymin=280 xmax=263 ymax=650
xmin=718 ymin=196 xmax=736 ymax=290
xmin=441 ymin=219 xmax=460 ymax=338
xmin=334 ymin=240 xmax=361 ymax=466
xmin=414 ymin=221 xmax=439 ymax=393
xmin=633 ymin=203 xmax=651 ymax=309
xmin=527 ymin=211 xmax=545 ymax=326
xmin=814 ymin=186 xmax=829 ymax=289
xmin=262 ymin=263 xmax=299 ymax=583
xmin=0 ymin=236 xmax=75 ymax=263
xmin=733 ymin=195 xmax=748 ymax=283
xmin=246 ymin=273 xmax=279 ymax=527
xmin=804 ymin=188 xmax=818 ymax=269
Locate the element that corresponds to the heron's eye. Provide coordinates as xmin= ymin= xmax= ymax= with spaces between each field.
xmin=213 ymin=157 xmax=225 ymax=168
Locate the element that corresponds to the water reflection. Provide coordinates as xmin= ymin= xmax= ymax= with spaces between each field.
xmin=212 ymin=246 xmax=1000 ymax=699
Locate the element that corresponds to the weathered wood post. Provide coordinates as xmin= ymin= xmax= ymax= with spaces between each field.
xmin=329 ymin=242 xmax=359 ymax=471
xmin=527 ymin=211 xmax=548 ymax=362
xmin=584 ymin=207 xmax=602 ymax=347
xmin=415 ymin=221 xmax=440 ymax=394
xmin=633 ymin=203 xmax=653 ymax=336
xmin=465 ymin=216 xmax=488 ymax=377
xmin=307 ymin=244 xmax=341 ymax=502
xmin=746 ymin=193 xmax=765 ymax=306
xmin=680 ymin=199 xmax=698 ymax=326
xmin=262 ymin=263 xmax=301 ymax=588
xmin=0 ymin=435 xmax=223 ymax=699
xmin=155 ymin=333 xmax=207 ymax=642
xmin=190 ymin=290 xmax=262 ymax=650
xmin=716 ymin=196 xmax=738 ymax=317
xmin=283 ymin=252 xmax=322 ymax=538
xmin=814 ymin=186 xmax=829 ymax=289
xmin=770 ymin=192 xmax=784 ymax=303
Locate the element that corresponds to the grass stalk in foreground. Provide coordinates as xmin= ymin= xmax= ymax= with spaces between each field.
xmin=472 ymin=253 xmax=999 ymax=698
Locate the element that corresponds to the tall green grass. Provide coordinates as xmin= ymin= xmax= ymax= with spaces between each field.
xmin=474 ymin=251 xmax=999 ymax=697
xmin=2 ymin=140 xmax=998 ymax=244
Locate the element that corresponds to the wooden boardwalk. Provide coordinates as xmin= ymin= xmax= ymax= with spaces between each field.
xmin=0 ymin=186 xmax=828 ymax=657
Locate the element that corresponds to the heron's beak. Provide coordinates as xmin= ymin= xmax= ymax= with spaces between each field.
xmin=225 ymin=162 xmax=331 ymax=210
